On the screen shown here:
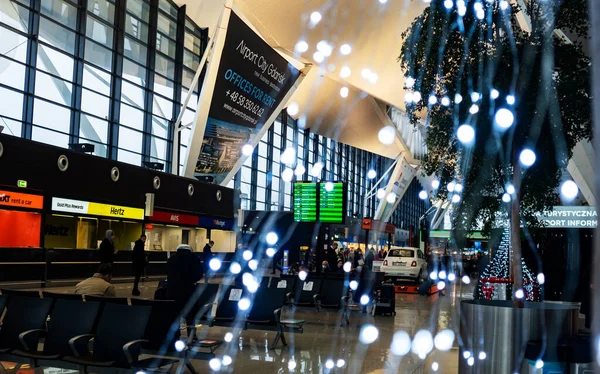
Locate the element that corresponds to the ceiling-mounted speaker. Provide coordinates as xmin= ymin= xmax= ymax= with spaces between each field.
xmin=57 ymin=155 xmax=69 ymax=172
xmin=111 ymin=167 xmax=120 ymax=182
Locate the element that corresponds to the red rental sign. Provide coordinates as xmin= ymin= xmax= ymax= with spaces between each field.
xmin=148 ymin=211 xmax=198 ymax=226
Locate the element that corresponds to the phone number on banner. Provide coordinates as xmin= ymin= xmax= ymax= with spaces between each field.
xmin=229 ymin=91 xmax=265 ymax=118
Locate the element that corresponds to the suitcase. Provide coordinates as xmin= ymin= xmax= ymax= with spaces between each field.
xmin=372 ymin=284 xmax=396 ymax=316
xmin=418 ymin=280 xmax=435 ymax=296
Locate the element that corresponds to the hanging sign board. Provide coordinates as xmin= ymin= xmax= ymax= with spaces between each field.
xmin=148 ymin=210 xmax=199 ymax=226
xmin=51 ymin=197 xmax=144 ymax=220
xmin=186 ymin=11 xmax=302 ymax=183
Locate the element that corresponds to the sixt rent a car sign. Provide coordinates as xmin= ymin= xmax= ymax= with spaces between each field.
xmin=536 ymin=206 xmax=597 ymax=228
xmin=0 ymin=190 xmax=44 ymax=209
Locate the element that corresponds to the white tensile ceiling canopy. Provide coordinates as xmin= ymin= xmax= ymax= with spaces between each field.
xmin=175 ymin=0 xmax=426 ymax=162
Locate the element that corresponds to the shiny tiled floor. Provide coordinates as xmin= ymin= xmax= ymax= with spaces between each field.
xmin=1 ymin=278 xmax=469 ymax=373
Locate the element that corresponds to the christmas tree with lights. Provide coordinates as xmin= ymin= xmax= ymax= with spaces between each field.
xmin=477 ymin=225 xmax=540 ymax=301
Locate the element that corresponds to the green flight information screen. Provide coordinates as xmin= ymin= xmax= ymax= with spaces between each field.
xmin=319 ymin=182 xmax=345 ymax=223
xmin=293 ymin=183 xmax=317 ymax=222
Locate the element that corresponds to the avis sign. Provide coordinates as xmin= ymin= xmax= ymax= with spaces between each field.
xmin=536 ymin=206 xmax=597 ymax=228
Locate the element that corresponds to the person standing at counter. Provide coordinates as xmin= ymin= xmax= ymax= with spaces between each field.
xmin=132 ymin=234 xmax=147 ymax=297
xmin=99 ymin=230 xmax=118 ymax=264
xmin=203 ymin=240 xmax=215 ymax=277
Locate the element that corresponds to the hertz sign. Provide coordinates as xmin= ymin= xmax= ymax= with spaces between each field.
xmin=0 ymin=190 xmax=44 ymax=209
xmin=51 ymin=197 xmax=144 ymax=220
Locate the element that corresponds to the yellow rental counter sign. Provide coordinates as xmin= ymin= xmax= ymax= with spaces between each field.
xmin=51 ymin=197 xmax=144 ymax=220
xmin=87 ymin=202 xmax=144 ymax=220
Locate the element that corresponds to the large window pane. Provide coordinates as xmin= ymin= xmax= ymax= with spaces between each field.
xmin=0 ymin=26 xmax=28 ymax=62
xmin=81 ymin=89 xmax=110 ymax=118
xmin=180 ymin=127 xmax=192 ymax=147
xmin=157 ymin=14 xmax=177 ymax=40
xmin=118 ymin=148 xmax=141 ymax=166
xmin=0 ymin=57 xmax=25 ymax=90
xmin=118 ymin=126 xmax=143 ymax=153
xmin=41 ymin=0 xmax=77 ymax=29
xmin=85 ymin=40 xmax=112 ymax=71
xmin=119 ymin=103 xmax=144 ymax=131
xmin=32 ymin=126 xmax=69 ymax=148
xmin=151 ymin=116 xmax=169 ymax=139
xmin=121 ymin=81 xmax=145 ymax=109
xmin=33 ymin=98 xmax=70 ymax=133
xmin=158 ymin=0 xmax=178 ymax=20
xmin=127 ymin=0 xmax=150 ymax=22
xmin=184 ymin=33 xmax=202 ymax=55
xmin=86 ymin=17 xmax=113 ymax=48
xmin=125 ymin=14 xmax=149 ymax=42
xmin=241 ymin=166 xmax=251 ymax=183
xmin=0 ymin=116 xmax=22 ymax=137
xmin=37 ymin=45 xmax=74 ymax=81
xmin=124 ymin=37 xmax=147 ymax=65
xmin=181 ymin=88 xmax=198 ymax=110
xmin=156 ymin=34 xmax=176 ymax=58
xmin=122 ymin=59 xmax=146 ymax=85
xmin=155 ymin=54 xmax=175 ymax=80
xmin=87 ymin=0 xmax=115 ymax=23
xmin=256 ymin=187 xmax=266 ymax=202
xmin=35 ymin=71 xmax=72 ymax=105
xmin=153 ymin=95 xmax=172 ymax=119
xmin=0 ymin=87 xmax=23 ymax=120
xmin=80 ymin=114 xmax=108 ymax=143
xmin=0 ymin=2 xmax=29 ymax=33
xmin=150 ymin=136 xmax=167 ymax=160
xmin=82 ymin=64 xmax=111 ymax=96
xmin=39 ymin=18 xmax=76 ymax=54
xmin=183 ymin=49 xmax=199 ymax=71
xmin=154 ymin=74 xmax=174 ymax=98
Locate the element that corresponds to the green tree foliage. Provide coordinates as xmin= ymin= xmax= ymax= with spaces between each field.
xmin=399 ymin=0 xmax=591 ymax=236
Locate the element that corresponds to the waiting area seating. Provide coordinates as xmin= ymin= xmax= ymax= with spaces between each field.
xmin=0 ymin=273 xmax=380 ymax=372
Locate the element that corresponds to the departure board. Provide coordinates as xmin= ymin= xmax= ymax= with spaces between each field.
xmin=319 ymin=182 xmax=345 ymax=223
xmin=293 ymin=183 xmax=317 ymax=222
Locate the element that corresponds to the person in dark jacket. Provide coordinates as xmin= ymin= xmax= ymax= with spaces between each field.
xmin=99 ymin=230 xmax=118 ymax=264
xmin=131 ymin=234 xmax=147 ymax=296
xmin=364 ymin=248 xmax=375 ymax=271
xmin=203 ymin=241 xmax=215 ymax=275
xmin=167 ymin=244 xmax=204 ymax=318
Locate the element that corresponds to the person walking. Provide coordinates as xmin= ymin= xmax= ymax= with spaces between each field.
xmin=131 ymin=234 xmax=147 ymax=296
xmin=99 ymin=229 xmax=118 ymax=264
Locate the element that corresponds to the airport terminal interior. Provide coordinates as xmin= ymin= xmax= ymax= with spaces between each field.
xmin=0 ymin=0 xmax=598 ymax=373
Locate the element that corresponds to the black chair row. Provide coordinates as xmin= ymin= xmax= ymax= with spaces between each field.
xmin=0 ymin=290 xmax=215 ymax=373
xmin=183 ymin=282 xmax=305 ymax=350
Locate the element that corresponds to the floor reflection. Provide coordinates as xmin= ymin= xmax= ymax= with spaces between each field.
xmin=1 ymin=279 xmax=468 ymax=373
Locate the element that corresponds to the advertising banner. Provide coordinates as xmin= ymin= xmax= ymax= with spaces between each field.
xmin=189 ymin=11 xmax=302 ymax=183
